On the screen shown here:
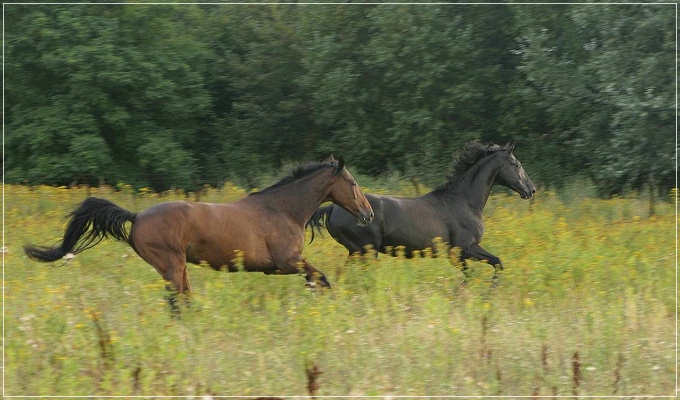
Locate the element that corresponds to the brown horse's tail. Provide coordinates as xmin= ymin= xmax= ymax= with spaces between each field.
xmin=24 ymin=197 xmax=137 ymax=262
xmin=306 ymin=204 xmax=334 ymax=244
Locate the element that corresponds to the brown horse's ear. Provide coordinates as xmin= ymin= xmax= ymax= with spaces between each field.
xmin=505 ymin=142 xmax=516 ymax=154
xmin=335 ymin=155 xmax=346 ymax=173
xmin=326 ymin=154 xmax=336 ymax=162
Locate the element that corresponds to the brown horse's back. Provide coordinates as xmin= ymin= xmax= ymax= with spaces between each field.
xmin=130 ymin=200 xmax=286 ymax=274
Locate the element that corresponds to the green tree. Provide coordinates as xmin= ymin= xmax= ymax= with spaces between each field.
xmin=5 ymin=3 xmax=674 ymax=196
xmin=5 ymin=4 xmax=211 ymax=190
xmin=197 ymin=5 xmax=317 ymax=187
xmin=363 ymin=5 xmax=520 ymax=182
xmin=300 ymin=5 xmax=521 ymax=184
xmin=508 ymin=4 xmax=675 ymax=195
xmin=298 ymin=5 xmax=379 ymax=172
xmin=586 ymin=5 xmax=676 ymax=196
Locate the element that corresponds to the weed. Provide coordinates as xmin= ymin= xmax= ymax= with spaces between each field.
xmin=4 ymin=184 xmax=676 ymax=396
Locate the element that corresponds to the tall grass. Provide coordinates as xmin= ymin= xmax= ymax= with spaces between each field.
xmin=4 ymin=184 xmax=676 ymax=396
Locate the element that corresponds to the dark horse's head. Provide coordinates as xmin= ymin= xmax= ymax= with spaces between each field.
xmin=436 ymin=141 xmax=536 ymax=200
xmin=495 ymin=142 xmax=536 ymax=199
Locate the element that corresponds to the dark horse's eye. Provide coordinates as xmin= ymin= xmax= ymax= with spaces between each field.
xmin=350 ymin=181 xmax=357 ymax=186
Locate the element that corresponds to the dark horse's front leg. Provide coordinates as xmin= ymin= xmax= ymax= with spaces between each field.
xmin=462 ymin=244 xmax=504 ymax=288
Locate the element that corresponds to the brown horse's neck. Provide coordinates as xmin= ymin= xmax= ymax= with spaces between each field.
xmin=253 ymin=170 xmax=334 ymax=226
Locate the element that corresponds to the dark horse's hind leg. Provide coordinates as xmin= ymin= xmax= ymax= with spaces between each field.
xmin=462 ymin=244 xmax=504 ymax=288
xmin=336 ymin=246 xmax=378 ymax=281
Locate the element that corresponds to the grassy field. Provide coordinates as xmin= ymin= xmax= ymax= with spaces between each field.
xmin=4 ymin=183 xmax=677 ymax=397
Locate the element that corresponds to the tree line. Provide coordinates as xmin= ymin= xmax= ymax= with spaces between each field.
xmin=5 ymin=3 xmax=676 ymax=196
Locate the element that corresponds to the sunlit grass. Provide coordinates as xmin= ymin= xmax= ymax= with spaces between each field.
xmin=4 ymin=184 xmax=676 ymax=396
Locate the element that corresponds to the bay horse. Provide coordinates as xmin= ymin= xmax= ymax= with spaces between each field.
xmin=307 ymin=142 xmax=536 ymax=286
xmin=24 ymin=156 xmax=374 ymax=297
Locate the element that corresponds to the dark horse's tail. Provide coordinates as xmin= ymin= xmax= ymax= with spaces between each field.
xmin=24 ymin=197 xmax=137 ymax=262
xmin=306 ymin=204 xmax=334 ymax=244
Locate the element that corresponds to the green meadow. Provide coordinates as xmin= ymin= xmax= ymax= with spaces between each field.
xmin=4 ymin=184 xmax=676 ymax=397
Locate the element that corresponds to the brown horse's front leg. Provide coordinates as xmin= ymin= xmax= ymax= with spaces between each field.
xmin=303 ymin=261 xmax=331 ymax=288
xmin=282 ymin=257 xmax=330 ymax=288
xmin=269 ymin=238 xmax=331 ymax=288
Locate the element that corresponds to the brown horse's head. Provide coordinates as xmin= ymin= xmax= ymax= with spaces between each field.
xmin=326 ymin=156 xmax=374 ymax=226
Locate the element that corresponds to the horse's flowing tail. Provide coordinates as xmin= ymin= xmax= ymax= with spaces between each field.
xmin=24 ymin=197 xmax=137 ymax=262
xmin=306 ymin=205 xmax=334 ymax=244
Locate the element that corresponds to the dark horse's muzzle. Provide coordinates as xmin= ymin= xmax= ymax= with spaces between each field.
xmin=520 ymin=183 xmax=537 ymax=199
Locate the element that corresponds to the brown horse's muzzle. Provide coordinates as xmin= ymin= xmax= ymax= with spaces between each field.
xmin=355 ymin=208 xmax=374 ymax=226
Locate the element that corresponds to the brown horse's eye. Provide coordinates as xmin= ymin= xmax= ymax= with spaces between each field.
xmin=351 ymin=181 xmax=357 ymax=186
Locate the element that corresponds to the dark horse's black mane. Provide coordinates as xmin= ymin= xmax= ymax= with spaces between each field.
xmin=250 ymin=160 xmax=339 ymax=196
xmin=433 ymin=141 xmax=505 ymax=194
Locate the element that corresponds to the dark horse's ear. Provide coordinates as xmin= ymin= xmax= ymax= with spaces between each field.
xmin=335 ymin=155 xmax=346 ymax=174
xmin=505 ymin=142 xmax=516 ymax=154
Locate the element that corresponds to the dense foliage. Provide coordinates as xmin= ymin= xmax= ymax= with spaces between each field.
xmin=5 ymin=3 xmax=676 ymax=195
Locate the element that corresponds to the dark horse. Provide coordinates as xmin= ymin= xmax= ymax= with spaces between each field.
xmin=308 ymin=142 xmax=535 ymax=286
xmin=25 ymin=156 xmax=374 ymax=295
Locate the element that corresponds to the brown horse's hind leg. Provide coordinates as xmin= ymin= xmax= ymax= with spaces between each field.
xmin=133 ymin=242 xmax=192 ymax=313
xmin=139 ymin=251 xmax=191 ymax=293
xmin=161 ymin=261 xmax=192 ymax=315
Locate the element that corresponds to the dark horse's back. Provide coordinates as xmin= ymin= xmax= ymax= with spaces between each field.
xmin=308 ymin=193 xmax=447 ymax=257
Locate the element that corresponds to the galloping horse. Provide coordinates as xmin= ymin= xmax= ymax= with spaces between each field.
xmin=25 ymin=156 xmax=374 ymax=295
xmin=308 ymin=142 xmax=535 ymax=286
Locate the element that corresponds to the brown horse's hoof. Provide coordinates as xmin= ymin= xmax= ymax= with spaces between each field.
xmin=305 ymin=277 xmax=331 ymax=289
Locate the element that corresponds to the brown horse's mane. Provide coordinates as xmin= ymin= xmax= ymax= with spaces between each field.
xmin=249 ymin=160 xmax=339 ymax=196
xmin=433 ymin=141 xmax=505 ymax=193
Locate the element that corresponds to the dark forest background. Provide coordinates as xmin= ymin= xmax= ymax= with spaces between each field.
xmin=4 ymin=2 xmax=676 ymax=197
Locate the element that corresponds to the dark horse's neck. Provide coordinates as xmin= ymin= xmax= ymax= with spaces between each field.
xmin=437 ymin=152 xmax=505 ymax=214
xmin=252 ymin=168 xmax=335 ymax=226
